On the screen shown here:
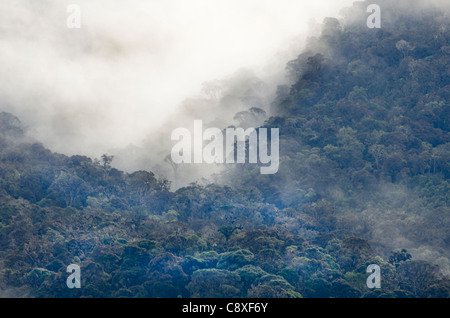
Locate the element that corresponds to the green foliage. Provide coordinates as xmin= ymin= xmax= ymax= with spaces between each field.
xmin=187 ymin=269 xmax=241 ymax=298
xmin=216 ymin=249 xmax=254 ymax=271
xmin=0 ymin=0 xmax=448 ymax=298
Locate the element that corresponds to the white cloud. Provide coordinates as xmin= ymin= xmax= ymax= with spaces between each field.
xmin=0 ymin=0 xmax=355 ymax=157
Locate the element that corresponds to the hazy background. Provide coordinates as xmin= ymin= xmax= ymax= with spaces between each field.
xmin=0 ymin=0 xmax=356 ymax=182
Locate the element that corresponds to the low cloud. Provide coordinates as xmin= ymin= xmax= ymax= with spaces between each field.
xmin=0 ymin=0 xmax=354 ymax=164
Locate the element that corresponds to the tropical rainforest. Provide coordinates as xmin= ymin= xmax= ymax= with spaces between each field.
xmin=0 ymin=0 xmax=449 ymax=298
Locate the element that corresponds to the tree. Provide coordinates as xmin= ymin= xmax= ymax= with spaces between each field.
xmin=389 ymin=249 xmax=412 ymax=267
xmin=216 ymin=249 xmax=254 ymax=271
xmin=304 ymin=54 xmax=326 ymax=81
xmin=47 ymin=171 xmax=91 ymax=208
xmin=127 ymin=171 xmax=157 ymax=205
xmin=396 ymin=40 xmax=414 ymax=58
xmin=397 ymin=260 xmax=442 ymax=297
xmin=218 ymin=225 xmax=237 ymax=250
xmin=101 ymin=154 xmax=114 ymax=170
xmin=187 ymin=269 xmax=241 ymax=298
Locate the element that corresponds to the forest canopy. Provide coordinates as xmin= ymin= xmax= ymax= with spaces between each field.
xmin=0 ymin=0 xmax=449 ymax=298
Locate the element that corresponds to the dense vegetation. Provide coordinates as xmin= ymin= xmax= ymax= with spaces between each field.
xmin=0 ymin=0 xmax=449 ymax=298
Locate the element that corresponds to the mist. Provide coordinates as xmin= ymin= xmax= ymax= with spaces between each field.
xmin=0 ymin=0 xmax=448 ymax=298
xmin=0 ymin=0 xmax=355 ymax=183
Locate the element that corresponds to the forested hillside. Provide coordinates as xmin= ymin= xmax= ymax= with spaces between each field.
xmin=0 ymin=0 xmax=449 ymax=298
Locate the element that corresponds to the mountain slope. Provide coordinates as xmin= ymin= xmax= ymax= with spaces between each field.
xmin=0 ymin=0 xmax=449 ymax=298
